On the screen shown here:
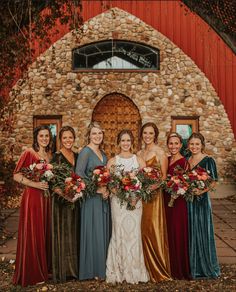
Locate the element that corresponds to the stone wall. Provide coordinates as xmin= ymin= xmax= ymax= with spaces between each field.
xmin=1 ymin=7 xmax=235 ymax=180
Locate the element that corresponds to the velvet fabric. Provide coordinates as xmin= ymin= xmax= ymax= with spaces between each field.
xmin=13 ymin=149 xmax=51 ymax=287
xmin=164 ymin=157 xmax=191 ymax=279
xmin=51 ymin=152 xmax=80 ymax=282
xmin=141 ymin=156 xmax=171 ymax=282
xmin=75 ymin=146 xmax=111 ymax=280
xmin=187 ymin=156 xmax=220 ymax=278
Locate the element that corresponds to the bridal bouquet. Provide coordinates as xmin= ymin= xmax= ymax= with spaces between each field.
xmin=187 ymin=166 xmax=214 ymax=200
xmin=52 ymin=163 xmax=86 ymax=205
xmin=137 ymin=167 xmax=162 ymax=202
xmin=19 ymin=159 xmax=54 ymax=196
xmin=163 ymin=166 xmax=190 ymax=207
xmin=115 ymin=169 xmax=142 ymax=210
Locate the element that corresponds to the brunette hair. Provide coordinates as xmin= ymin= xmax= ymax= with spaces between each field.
xmin=86 ymin=121 xmax=104 ymax=144
xmin=167 ymin=132 xmax=183 ymax=145
xmin=59 ymin=126 xmax=76 ymax=141
xmin=32 ymin=125 xmax=52 ymax=152
xmin=140 ymin=122 xmax=159 ymax=143
xmin=117 ymin=129 xmax=135 ymax=146
xmin=187 ymin=132 xmax=205 ymax=152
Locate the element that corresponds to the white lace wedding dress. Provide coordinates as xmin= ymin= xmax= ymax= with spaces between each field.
xmin=106 ymin=155 xmax=149 ymax=284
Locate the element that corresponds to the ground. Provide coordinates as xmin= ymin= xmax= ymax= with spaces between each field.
xmin=0 ymin=262 xmax=236 ymax=291
xmin=0 ymin=194 xmax=235 ymax=291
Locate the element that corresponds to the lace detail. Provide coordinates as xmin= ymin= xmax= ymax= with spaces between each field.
xmin=106 ymin=155 xmax=149 ymax=284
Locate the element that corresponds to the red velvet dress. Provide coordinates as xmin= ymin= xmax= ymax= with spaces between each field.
xmin=164 ymin=157 xmax=191 ymax=280
xmin=13 ymin=149 xmax=51 ymax=287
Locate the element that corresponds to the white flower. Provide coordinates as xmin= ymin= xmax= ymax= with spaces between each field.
xmin=29 ymin=163 xmax=36 ymax=170
xmin=43 ymin=170 xmax=54 ymax=179
xmin=177 ymin=188 xmax=186 ymax=195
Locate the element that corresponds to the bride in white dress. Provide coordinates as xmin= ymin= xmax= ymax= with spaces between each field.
xmin=106 ymin=129 xmax=149 ymax=284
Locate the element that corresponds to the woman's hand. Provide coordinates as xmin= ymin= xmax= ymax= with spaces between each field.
xmin=97 ymin=186 xmax=109 ymax=200
xmin=53 ymin=187 xmax=63 ymax=196
xmin=193 ymin=188 xmax=206 ymax=196
xmin=33 ymin=181 xmax=49 ymax=191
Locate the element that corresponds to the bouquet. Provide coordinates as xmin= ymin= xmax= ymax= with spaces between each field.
xmin=84 ymin=166 xmax=111 ymax=199
xmin=64 ymin=173 xmax=86 ymax=203
xmin=19 ymin=159 xmax=54 ymax=196
xmin=115 ymin=169 xmax=142 ymax=210
xmin=187 ymin=166 xmax=214 ymax=200
xmin=137 ymin=167 xmax=162 ymax=202
xmin=52 ymin=163 xmax=86 ymax=205
xmin=163 ymin=166 xmax=189 ymax=207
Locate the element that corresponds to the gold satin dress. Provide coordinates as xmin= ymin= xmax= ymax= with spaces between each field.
xmin=141 ymin=156 xmax=171 ymax=282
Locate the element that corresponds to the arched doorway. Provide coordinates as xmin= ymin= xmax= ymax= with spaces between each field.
xmin=92 ymin=93 xmax=142 ymax=158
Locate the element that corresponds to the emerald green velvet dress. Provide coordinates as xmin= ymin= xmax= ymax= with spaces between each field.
xmin=187 ymin=156 xmax=220 ymax=279
xmin=51 ymin=152 xmax=80 ymax=282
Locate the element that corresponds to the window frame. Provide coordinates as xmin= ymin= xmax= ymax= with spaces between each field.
xmin=72 ymin=40 xmax=160 ymax=72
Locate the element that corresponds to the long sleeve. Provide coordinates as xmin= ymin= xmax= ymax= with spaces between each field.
xmin=75 ymin=147 xmax=90 ymax=178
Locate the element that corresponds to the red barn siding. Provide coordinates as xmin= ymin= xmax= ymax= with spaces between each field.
xmin=9 ymin=0 xmax=236 ymax=136
xmin=79 ymin=0 xmax=235 ymax=135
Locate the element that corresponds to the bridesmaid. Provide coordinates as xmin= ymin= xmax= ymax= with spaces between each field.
xmin=164 ymin=132 xmax=191 ymax=279
xmin=51 ymin=126 xmax=80 ymax=282
xmin=138 ymin=122 xmax=171 ymax=282
xmin=75 ymin=122 xmax=111 ymax=280
xmin=187 ymin=132 xmax=220 ymax=278
xmin=13 ymin=125 xmax=52 ymax=287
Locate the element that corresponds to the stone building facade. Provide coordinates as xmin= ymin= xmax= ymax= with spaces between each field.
xmin=1 ymin=8 xmax=235 ymax=181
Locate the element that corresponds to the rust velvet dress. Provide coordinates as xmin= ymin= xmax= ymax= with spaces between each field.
xmin=141 ymin=156 xmax=171 ymax=282
xmin=13 ymin=149 xmax=51 ymax=287
xmin=164 ymin=157 xmax=191 ymax=279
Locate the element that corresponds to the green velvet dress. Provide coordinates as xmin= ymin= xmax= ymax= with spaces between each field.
xmin=75 ymin=146 xmax=111 ymax=280
xmin=51 ymin=152 xmax=80 ymax=282
xmin=187 ymin=156 xmax=220 ymax=279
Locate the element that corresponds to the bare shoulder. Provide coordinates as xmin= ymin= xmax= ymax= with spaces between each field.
xmin=137 ymin=149 xmax=144 ymax=157
xmin=153 ymin=145 xmax=167 ymax=157
xmin=136 ymin=155 xmax=146 ymax=168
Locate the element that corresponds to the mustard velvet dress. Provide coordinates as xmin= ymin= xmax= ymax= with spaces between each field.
xmin=141 ymin=156 xmax=171 ymax=282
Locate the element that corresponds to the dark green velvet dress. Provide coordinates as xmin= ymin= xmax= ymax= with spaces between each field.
xmin=75 ymin=146 xmax=111 ymax=280
xmin=51 ymin=152 xmax=80 ymax=282
xmin=187 ymin=156 xmax=220 ymax=279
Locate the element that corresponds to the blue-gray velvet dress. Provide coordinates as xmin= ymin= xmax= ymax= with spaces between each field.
xmin=187 ymin=156 xmax=220 ymax=279
xmin=75 ymin=146 xmax=111 ymax=280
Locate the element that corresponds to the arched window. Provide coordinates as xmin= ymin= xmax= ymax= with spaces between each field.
xmin=72 ymin=40 xmax=160 ymax=70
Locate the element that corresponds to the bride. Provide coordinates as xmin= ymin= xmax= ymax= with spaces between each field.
xmin=106 ymin=129 xmax=149 ymax=284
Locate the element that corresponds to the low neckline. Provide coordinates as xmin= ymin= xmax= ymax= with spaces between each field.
xmin=169 ymin=156 xmax=184 ymax=167
xmin=87 ymin=146 xmax=104 ymax=164
xmin=60 ymin=150 xmax=75 ymax=167
xmin=189 ymin=155 xmax=208 ymax=170
xmin=30 ymin=148 xmax=49 ymax=163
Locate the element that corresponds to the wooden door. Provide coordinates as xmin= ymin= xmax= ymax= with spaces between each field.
xmin=92 ymin=93 xmax=141 ymax=158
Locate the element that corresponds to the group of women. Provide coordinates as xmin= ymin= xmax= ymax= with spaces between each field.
xmin=12 ymin=121 xmax=220 ymax=287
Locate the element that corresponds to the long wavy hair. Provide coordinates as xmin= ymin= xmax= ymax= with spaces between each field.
xmin=32 ymin=125 xmax=52 ymax=152
xmin=140 ymin=122 xmax=159 ymax=144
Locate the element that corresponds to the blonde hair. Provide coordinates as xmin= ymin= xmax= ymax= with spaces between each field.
xmin=86 ymin=121 xmax=105 ymax=144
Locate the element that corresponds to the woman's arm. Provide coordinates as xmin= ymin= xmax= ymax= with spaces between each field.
xmin=14 ymin=173 xmax=48 ymax=191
